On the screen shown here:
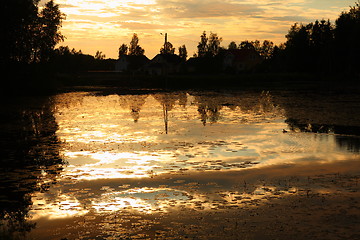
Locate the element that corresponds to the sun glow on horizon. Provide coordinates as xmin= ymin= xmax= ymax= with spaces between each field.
xmin=53 ymin=0 xmax=356 ymax=59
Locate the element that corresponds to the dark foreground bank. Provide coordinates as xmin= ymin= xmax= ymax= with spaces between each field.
xmin=3 ymin=71 xmax=359 ymax=96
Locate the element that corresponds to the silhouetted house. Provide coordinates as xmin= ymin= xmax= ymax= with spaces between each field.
xmin=185 ymin=57 xmax=198 ymax=73
xmin=222 ymin=49 xmax=262 ymax=73
xmin=184 ymin=57 xmax=221 ymax=74
xmin=115 ymin=55 xmax=150 ymax=72
xmin=143 ymin=54 xmax=182 ymax=75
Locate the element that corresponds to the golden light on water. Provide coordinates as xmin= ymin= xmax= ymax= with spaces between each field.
xmin=53 ymin=91 xmax=358 ymax=183
xmin=23 ymin=91 xmax=360 ymax=240
xmin=30 ymin=194 xmax=89 ymax=220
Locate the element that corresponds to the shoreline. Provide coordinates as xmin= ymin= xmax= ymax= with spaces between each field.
xmin=62 ymin=72 xmax=360 ymax=91
xmin=2 ymin=72 xmax=359 ymax=96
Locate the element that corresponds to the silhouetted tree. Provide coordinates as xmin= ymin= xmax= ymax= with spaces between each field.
xmin=1 ymin=0 xmax=65 ymax=65
xmin=160 ymin=42 xmax=175 ymax=54
xmin=239 ymin=40 xmax=255 ymax=50
xmin=238 ymin=40 xmax=274 ymax=59
xmin=197 ymin=31 xmax=208 ymax=57
xmin=128 ymin=33 xmax=145 ymax=56
xmin=197 ymin=31 xmax=223 ymax=57
xmin=310 ymin=20 xmax=333 ymax=49
xmin=51 ymin=46 xmax=115 ymax=72
xmin=284 ymin=23 xmax=311 ymax=71
xmin=95 ymin=51 xmax=106 ymax=60
xmin=1 ymin=0 xmax=39 ymax=64
xmin=283 ymin=19 xmax=336 ymax=72
xmin=207 ymin=32 xmax=222 ymax=57
xmin=52 ymin=46 xmax=93 ymax=72
xmin=252 ymin=40 xmax=261 ymax=52
xmin=178 ymin=45 xmax=188 ymax=61
xmin=334 ymin=1 xmax=360 ymax=73
xmin=259 ymin=40 xmax=275 ymax=59
xmin=55 ymin=46 xmax=71 ymax=55
xmin=35 ymin=0 xmax=65 ymax=62
xmin=310 ymin=20 xmax=334 ymax=71
xmin=228 ymin=41 xmax=237 ymax=50
xmin=261 ymin=43 xmax=287 ymax=72
xmin=118 ymin=43 xmax=128 ymax=58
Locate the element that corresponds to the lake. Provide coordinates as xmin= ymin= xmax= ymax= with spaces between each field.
xmin=1 ymin=89 xmax=359 ymax=240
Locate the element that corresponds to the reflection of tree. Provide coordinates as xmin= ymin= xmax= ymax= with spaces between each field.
xmin=285 ymin=118 xmax=332 ymax=133
xmin=336 ymin=136 xmax=360 ymax=152
xmin=0 ymin=96 xmax=64 ymax=238
xmin=193 ymin=91 xmax=285 ymax=125
xmin=153 ymin=93 xmax=182 ymax=134
xmin=286 ymin=119 xmax=360 ymax=152
xmin=281 ymin=90 xmax=360 ymax=153
xmin=194 ymin=95 xmax=223 ymax=125
xmin=197 ymin=104 xmax=222 ymax=126
xmin=178 ymin=92 xmax=187 ymax=108
xmin=117 ymin=95 xmax=148 ymax=122
xmin=257 ymin=91 xmax=283 ymax=115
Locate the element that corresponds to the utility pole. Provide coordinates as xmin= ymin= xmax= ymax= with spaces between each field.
xmin=161 ymin=33 xmax=168 ymax=52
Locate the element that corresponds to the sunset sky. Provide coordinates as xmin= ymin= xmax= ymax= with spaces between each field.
xmin=40 ymin=0 xmax=356 ymax=59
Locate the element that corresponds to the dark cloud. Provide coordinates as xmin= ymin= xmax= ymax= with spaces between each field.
xmin=121 ymin=8 xmax=154 ymax=18
xmin=253 ymin=15 xmax=311 ymax=23
xmin=156 ymin=0 xmax=263 ymax=18
xmin=58 ymin=3 xmax=77 ymax=8
xmin=269 ymin=15 xmax=311 ymax=22
xmin=118 ymin=21 xmax=182 ymax=30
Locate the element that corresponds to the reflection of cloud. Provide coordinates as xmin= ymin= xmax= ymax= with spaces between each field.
xmin=30 ymin=194 xmax=89 ymax=220
xmin=93 ymin=197 xmax=153 ymax=213
xmin=92 ymin=188 xmax=190 ymax=213
xmin=55 ymin=91 xmax=358 ymax=183
xmin=48 ymin=91 xmax=360 ymax=221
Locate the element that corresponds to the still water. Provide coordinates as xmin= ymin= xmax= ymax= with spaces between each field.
xmin=1 ymin=90 xmax=359 ymax=239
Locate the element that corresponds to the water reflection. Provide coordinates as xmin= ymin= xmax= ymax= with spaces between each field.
xmin=286 ymin=118 xmax=360 ymax=152
xmin=1 ymin=90 xmax=359 ymax=239
xmin=0 ymin=96 xmax=64 ymax=239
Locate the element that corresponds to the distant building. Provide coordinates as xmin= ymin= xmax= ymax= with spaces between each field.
xmin=222 ymin=49 xmax=262 ymax=73
xmin=183 ymin=49 xmax=262 ymax=74
xmin=184 ymin=57 xmax=220 ymax=74
xmin=143 ymin=54 xmax=182 ymax=75
xmin=115 ymin=55 xmax=150 ymax=72
xmin=184 ymin=57 xmax=199 ymax=73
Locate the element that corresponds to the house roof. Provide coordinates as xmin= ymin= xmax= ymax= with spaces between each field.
xmin=152 ymin=54 xmax=182 ymax=64
xmin=120 ymin=55 xmax=149 ymax=63
xmin=119 ymin=55 xmax=150 ymax=70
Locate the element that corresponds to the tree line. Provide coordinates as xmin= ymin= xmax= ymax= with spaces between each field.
xmin=192 ymin=2 xmax=360 ymax=75
xmin=277 ymin=2 xmax=360 ymax=74
xmin=116 ymin=2 xmax=360 ymax=75
xmin=3 ymin=1 xmax=359 ymax=77
xmin=2 ymin=0 xmax=65 ymax=65
xmin=118 ymin=33 xmax=188 ymax=61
